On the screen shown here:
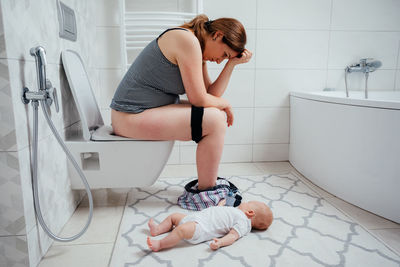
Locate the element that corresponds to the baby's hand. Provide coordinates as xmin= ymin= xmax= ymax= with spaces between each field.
xmin=210 ymin=238 xmax=222 ymax=250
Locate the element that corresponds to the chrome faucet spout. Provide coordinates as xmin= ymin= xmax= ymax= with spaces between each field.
xmin=30 ymin=46 xmax=47 ymax=91
xmin=346 ymin=58 xmax=382 ymax=74
xmin=344 ymin=58 xmax=382 ymax=99
xmin=365 ymin=60 xmax=382 ymax=73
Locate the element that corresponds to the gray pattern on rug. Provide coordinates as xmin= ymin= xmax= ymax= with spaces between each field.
xmin=110 ymin=173 xmax=400 ymax=267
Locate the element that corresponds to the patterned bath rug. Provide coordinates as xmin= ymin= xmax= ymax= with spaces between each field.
xmin=109 ymin=173 xmax=400 ymax=267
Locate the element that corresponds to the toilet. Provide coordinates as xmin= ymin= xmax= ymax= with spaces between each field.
xmin=61 ymin=50 xmax=174 ymax=189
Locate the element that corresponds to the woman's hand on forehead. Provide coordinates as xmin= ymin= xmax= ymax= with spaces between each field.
xmin=228 ymin=49 xmax=253 ymax=66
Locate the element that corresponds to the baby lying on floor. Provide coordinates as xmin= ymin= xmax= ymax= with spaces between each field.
xmin=147 ymin=200 xmax=273 ymax=252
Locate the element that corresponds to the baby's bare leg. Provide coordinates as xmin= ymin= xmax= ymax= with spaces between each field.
xmin=148 ymin=213 xmax=186 ymax=237
xmin=147 ymin=221 xmax=196 ymax=252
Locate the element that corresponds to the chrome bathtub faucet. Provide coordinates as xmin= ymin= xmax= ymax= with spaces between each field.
xmin=344 ymin=58 xmax=382 ymax=99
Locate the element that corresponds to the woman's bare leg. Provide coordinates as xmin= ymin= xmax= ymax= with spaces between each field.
xmin=196 ymin=107 xmax=227 ymax=189
xmin=147 ymin=222 xmax=196 ymax=252
xmin=148 ymin=213 xmax=186 ymax=236
xmin=111 ymin=104 xmax=227 ymax=189
xmin=111 ymin=104 xmax=192 ymax=141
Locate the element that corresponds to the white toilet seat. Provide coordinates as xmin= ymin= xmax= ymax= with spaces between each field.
xmin=91 ymin=125 xmax=135 ymax=141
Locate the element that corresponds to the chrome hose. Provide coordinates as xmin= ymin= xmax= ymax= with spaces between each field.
xmin=31 ymin=100 xmax=93 ymax=242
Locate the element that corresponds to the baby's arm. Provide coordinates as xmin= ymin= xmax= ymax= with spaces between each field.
xmin=209 ymin=229 xmax=240 ymax=250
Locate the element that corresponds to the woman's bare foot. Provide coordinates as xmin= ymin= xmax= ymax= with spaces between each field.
xmin=147 ymin=236 xmax=161 ymax=252
xmin=148 ymin=218 xmax=159 ymax=236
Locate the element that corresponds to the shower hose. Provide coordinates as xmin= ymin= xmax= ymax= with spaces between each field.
xmin=31 ymin=99 xmax=93 ymax=242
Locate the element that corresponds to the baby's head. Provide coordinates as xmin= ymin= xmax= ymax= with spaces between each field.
xmin=238 ymin=201 xmax=273 ymax=230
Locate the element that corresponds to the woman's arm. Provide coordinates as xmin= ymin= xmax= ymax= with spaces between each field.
xmin=202 ymin=61 xmax=212 ymax=90
xmin=175 ymin=32 xmax=231 ymax=110
xmin=209 ymin=229 xmax=240 ymax=250
xmin=204 ymin=49 xmax=253 ymax=97
xmin=204 ymin=61 xmax=235 ymax=97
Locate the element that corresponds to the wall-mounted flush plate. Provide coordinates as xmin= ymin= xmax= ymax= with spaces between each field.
xmin=57 ymin=0 xmax=77 ymax=41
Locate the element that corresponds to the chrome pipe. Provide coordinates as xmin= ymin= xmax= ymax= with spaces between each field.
xmin=365 ymin=72 xmax=369 ymax=99
xmin=344 ymin=67 xmax=350 ymax=98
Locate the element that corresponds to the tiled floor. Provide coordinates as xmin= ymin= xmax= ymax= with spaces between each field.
xmin=38 ymin=162 xmax=400 ymax=267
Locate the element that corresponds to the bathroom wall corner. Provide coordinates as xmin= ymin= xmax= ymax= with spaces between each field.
xmin=0 ymin=1 xmax=7 ymax=59
xmin=0 ymin=3 xmax=30 ymax=266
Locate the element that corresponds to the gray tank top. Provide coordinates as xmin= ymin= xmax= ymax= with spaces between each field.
xmin=110 ymin=28 xmax=188 ymax=113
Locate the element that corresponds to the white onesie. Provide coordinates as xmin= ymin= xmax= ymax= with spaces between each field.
xmin=179 ymin=206 xmax=251 ymax=244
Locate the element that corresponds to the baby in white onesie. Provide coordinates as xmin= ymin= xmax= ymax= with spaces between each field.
xmin=147 ymin=200 xmax=273 ymax=252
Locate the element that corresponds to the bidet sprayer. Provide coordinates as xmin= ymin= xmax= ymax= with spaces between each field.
xmin=23 ymin=46 xmax=59 ymax=112
xmin=30 ymin=46 xmax=47 ymax=91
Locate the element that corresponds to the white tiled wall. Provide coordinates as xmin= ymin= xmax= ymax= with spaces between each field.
xmin=328 ymin=31 xmax=399 ymax=69
xmin=95 ymin=28 xmax=122 ymax=69
xmin=256 ymin=30 xmax=330 ymax=69
xmin=257 ymin=0 xmax=331 ymax=30
xmin=94 ymin=0 xmax=124 ymax=125
xmin=255 ymin=70 xmax=327 ymax=107
xmin=94 ymin=0 xmax=400 ymax=164
xmin=1 ymin=0 xmax=97 ymax=266
xmin=331 ymin=0 xmax=400 ymax=31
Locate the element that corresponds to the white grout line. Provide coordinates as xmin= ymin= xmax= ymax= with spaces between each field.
xmin=107 ymin=191 xmax=129 ymax=267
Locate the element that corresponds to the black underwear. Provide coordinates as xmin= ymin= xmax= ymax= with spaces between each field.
xmin=191 ymin=106 xmax=204 ymax=143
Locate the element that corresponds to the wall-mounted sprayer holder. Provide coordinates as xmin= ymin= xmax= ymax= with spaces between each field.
xmin=21 ymin=46 xmax=93 ymax=242
xmin=344 ymin=58 xmax=382 ymax=99
xmin=22 ymin=47 xmax=59 ymax=110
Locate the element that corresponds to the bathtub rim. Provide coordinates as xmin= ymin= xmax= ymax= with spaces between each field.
xmin=290 ymin=91 xmax=400 ymax=110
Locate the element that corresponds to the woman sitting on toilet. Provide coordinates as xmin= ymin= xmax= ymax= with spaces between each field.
xmin=110 ymin=14 xmax=252 ymax=190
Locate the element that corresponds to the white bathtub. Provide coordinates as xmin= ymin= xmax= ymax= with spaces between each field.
xmin=289 ymin=90 xmax=400 ymax=223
